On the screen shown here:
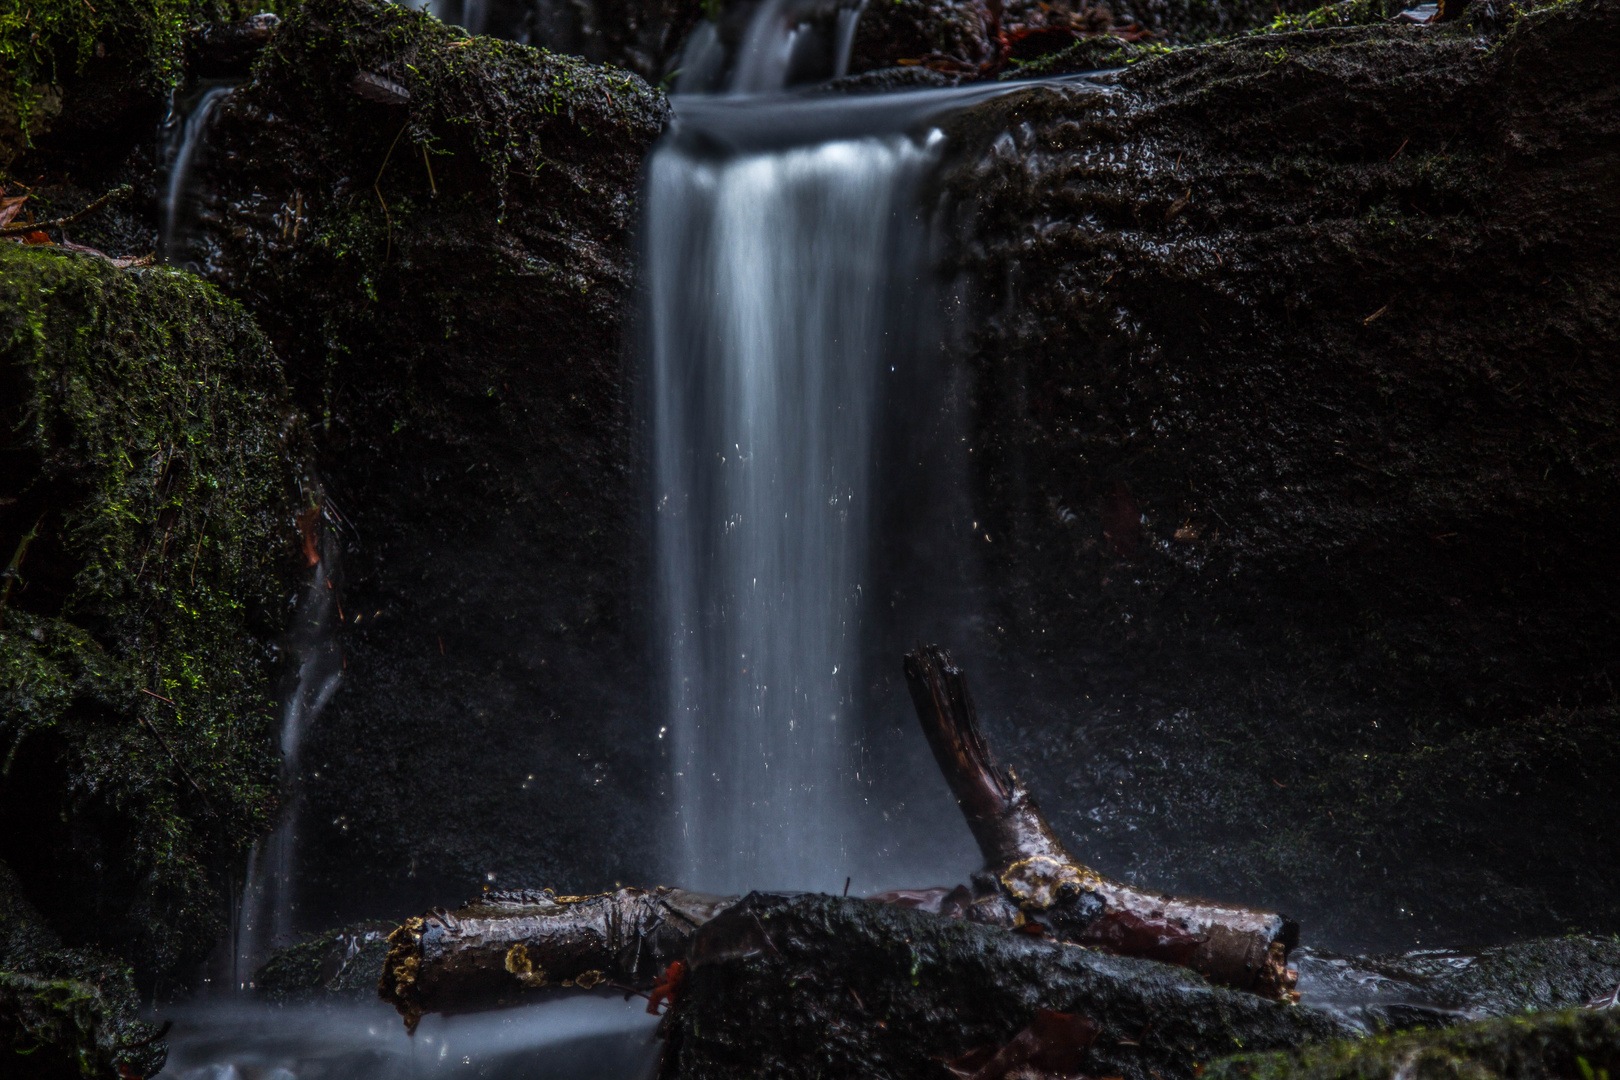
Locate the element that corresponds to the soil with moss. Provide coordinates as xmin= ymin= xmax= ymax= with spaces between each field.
xmin=1207 ymin=1007 xmax=1620 ymax=1080
xmin=913 ymin=0 xmax=1620 ymax=954
xmin=185 ymin=0 xmax=671 ymax=926
xmin=0 ymin=241 xmax=305 ymax=993
xmin=0 ymin=861 xmax=167 ymax=1080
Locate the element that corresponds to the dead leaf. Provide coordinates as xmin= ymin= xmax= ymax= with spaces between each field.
xmin=352 ymin=71 xmax=410 ymax=105
xmin=867 ymin=885 xmax=973 ymax=918
xmin=21 ymin=231 xmax=53 ymax=246
xmin=0 ymin=194 xmax=27 ymax=228
xmin=947 ymin=1010 xmax=1099 ymax=1080
xmin=58 ymin=239 xmax=153 ymax=269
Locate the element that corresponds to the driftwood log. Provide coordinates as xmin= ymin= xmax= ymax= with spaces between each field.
xmin=379 ymin=647 xmax=1296 ymax=1030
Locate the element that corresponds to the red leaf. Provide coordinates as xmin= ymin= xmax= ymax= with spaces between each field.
xmin=646 ymin=959 xmax=686 ymax=1015
xmin=22 ymin=230 xmax=53 ymax=246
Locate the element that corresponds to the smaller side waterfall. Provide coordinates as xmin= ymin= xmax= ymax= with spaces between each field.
xmin=160 ymin=83 xmax=235 ymax=267
xmin=229 ymin=513 xmax=343 ymax=990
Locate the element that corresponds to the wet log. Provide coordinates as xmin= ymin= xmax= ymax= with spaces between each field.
xmin=903 ymin=645 xmax=1299 ymax=1000
xmin=378 ymin=887 xmax=734 ymax=1032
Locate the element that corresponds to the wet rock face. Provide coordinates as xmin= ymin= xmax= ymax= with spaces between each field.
xmin=937 ymin=0 xmax=1620 ymax=951
xmin=197 ymin=0 xmax=671 ymax=924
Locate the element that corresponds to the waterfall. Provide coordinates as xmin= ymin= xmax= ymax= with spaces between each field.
xmin=646 ymin=79 xmax=1034 ymax=894
xmin=160 ymin=83 xmax=235 ymax=266
xmin=229 ymin=519 xmax=343 ymax=990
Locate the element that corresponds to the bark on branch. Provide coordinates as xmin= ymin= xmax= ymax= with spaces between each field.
xmin=903 ymin=645 xmax=1297 ymax=1000
xmin=379 ymin=887 xmax=734 ymax=1032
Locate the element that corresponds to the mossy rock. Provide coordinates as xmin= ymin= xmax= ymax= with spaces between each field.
xmin=253 ymin=921 xmax=394 ymax=1001
xmin=0 ymin=242 xmax=304 ymax=990
xmin=1207 ymin=1007 xmax=1620 ymax=1080
xmin=933 ymin=0 xmax=1620 ymax=950
xmin=190 ymin=0 xmax=673 ymax=914
xmin=0 ymin=1 xmax=301 ymax=169
xmin=0 ymin=860 xmax=164 ymax=1079
xmin=663 ymin=893 xmax=1353 ymax=1080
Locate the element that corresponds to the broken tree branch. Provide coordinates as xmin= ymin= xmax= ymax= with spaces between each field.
xmin=0 ymin=185 xmax=131 ymax=237
xmin=378 ymin=887 xmax=734 ymax=1032
xmin=377 ymin=649 xmax=1298 ymax=1031
xmin=903 ymin=645 xmax=1297 ymax=999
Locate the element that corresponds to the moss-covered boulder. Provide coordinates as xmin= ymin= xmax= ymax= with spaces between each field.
xmin=0 ymin=242 xmax=304 ymax=992
xmin=190 ymin=0 xmax=670 ymax=923
xmin=0 ymin=0 xmax=298 ymax=172
xmin=661 ymin=893 xmax=1353 ymax=1080
xmin=1207 ymin=1007 xmax=1620 ymax=1080
xmin=925 ymin=0 xmax=1620 ymax=951
xmin=0 ymin=861 xmax=165 ymax=1079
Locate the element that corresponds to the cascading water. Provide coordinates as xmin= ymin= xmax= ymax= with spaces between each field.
xmin=227 ymin=526 xmax=344 ymax=990
xmin=646 ymin=81 xmax=1028 ymax=895
xmin=648 ymin=133 xmax=935 ymax=893
xmin=158 ymin=3 xmax=1068 ymax=1072
xmin=160 ymin=83 xmax=235 ymax=267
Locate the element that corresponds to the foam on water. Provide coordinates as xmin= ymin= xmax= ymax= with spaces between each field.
xmin=157 ymin=997 xmax=661 ymax=1080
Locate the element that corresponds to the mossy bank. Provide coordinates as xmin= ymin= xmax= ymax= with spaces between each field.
xmin=0 ymin=241 xmax=305 ymax=1064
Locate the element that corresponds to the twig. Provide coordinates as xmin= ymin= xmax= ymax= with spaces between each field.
xmin=138 ymin=711 xmax=215 ymax=813
xmin=0 ymin=517 xmax=42 ymax=612
xmin=0 ymin=184 xmax=131 ymax=237
xmin=140 ymin=687 xmax=176 ymax=705
xmin=421 ymin=142 xmax=438 ymax=196
xmin=375 ymin=122 xmax=410 ymax=264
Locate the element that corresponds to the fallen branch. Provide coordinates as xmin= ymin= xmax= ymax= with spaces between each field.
xmin=903 ymin=645 xmax=1297 ymax=999
xmin=378 ymin=649 xmax=1297 ymax=1031
xmin=0 ymin=185 xmax=131 ymax=237
xmin=378 ymin=887 xmax=734 ymax=1032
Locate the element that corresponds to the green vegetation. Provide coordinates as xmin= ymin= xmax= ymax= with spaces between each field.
xmin=0 ymin=861 xmax=164 ymax=1079
xmin=0 ymin=242 xmax=303 ymax=985
xmin=1208 ymin=1008 xmax=1620 ymax=1080
xmin=0 ymin=1 xmax=303 ymax=163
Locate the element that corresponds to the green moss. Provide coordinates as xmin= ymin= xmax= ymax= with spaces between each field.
xmin=0 ymin=0 xmax=303 ymax=162
xmin=0 ymin=860 xmax=163 ymax=1079
xmin=1207 ymin=1008 xmax=1620 ymax=1080
xmin=254 ymin=922 xmax=393 ymax=1001
xmin=0 ymin=243 xmax=303 ymax=985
